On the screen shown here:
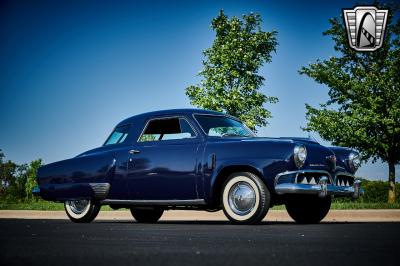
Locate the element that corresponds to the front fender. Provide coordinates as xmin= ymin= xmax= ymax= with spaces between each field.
xmin=204 ymin=157 xmax=290 ymax=204
xmin=211 ymin=159 xmax=265 ymax=188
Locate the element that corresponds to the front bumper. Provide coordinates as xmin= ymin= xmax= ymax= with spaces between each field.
xmin=274 ymin=170 xmax=364 ymax=198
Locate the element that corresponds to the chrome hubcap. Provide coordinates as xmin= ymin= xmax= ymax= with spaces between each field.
xmin=66 ymin=200 xmax=89 ymax=215
xmin=228 ymin=182 xmax=256 ymax=215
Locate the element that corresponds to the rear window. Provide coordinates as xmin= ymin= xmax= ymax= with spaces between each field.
xmin=104 ymin=124 xmax=131 ymax=145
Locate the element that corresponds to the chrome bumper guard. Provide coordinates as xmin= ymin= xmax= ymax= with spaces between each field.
xmin=274 ymin=170 xmax=364 ymax=199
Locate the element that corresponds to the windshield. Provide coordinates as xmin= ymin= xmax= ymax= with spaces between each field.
xmin=194 ymin=115 xmax=255 ymax=137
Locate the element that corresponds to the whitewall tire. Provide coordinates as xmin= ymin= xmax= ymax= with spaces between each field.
xmin=64 ymin=199 xmax=100 ymax=223
xmin=222 ymin=172 xmax=270 ymax=224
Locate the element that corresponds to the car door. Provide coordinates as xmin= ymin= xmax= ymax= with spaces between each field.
xmin=99 ymin=124 xmax=133 ymax=200
xmin=126 ymin=116 xmax=202 ymax=200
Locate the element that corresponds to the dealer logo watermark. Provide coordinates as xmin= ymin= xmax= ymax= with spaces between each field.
xmin=343 ymin=6 xmax=388 ymax=51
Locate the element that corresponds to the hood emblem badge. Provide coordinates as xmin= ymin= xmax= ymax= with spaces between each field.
xmin=309 ymin=164 xmax=325 ymax=167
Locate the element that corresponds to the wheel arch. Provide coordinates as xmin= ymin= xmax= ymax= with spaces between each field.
xmin=210 ymin=164 xmax=265 ymax=206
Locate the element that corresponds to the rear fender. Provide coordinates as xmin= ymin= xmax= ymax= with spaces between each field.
xmin=37 ymin=154 xmax=117 ymax=201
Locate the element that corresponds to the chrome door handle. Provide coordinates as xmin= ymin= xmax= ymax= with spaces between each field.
xmin=129 ymin=149 xmax=140 ymax=154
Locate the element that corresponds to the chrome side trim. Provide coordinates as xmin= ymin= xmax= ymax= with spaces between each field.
xmin=100 ymin=199 xmax=206 ymax=206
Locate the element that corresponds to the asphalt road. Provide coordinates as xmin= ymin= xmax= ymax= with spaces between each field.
xmin=1 ymin=219 xmax=399 ymax=266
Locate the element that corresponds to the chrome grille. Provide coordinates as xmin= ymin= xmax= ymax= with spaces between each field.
xmin=335 ymin=175 xmax=354 ymax=187
xmin=296 ymin=174 xmax=331 ymax=185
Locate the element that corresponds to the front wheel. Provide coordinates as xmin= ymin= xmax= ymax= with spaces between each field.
xmin=130 ymin=208 xmax=164 ymax=223
xmin=64 ymin=199 xmax=100 ymax=223
xmin=222 ymin=172 xmax=270 ymax=224
xmin=285 ymin=195 xmax=331 ymax=224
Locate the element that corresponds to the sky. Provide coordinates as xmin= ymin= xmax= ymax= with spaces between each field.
xmin=0 ymin=0 xmax=398 ymax=180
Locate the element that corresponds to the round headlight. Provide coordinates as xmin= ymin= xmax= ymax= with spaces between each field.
xmin=294 ymin=145 xmax=307 ymax=168
xmin=348 ymin=152 xmax=361 ymax=172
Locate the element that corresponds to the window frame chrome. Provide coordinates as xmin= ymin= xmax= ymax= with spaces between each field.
xmin=136 ymin=115 xmax=199 ymax=143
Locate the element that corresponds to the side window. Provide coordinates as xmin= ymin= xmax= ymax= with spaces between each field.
xmin=139 ymin=117 xmax=196 ymax=142
xmin=104 ymin=124 xmax=131 ymax=145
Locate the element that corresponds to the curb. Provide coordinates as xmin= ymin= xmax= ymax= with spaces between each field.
xmin=1 ymin=209 xmax=400 ymax=222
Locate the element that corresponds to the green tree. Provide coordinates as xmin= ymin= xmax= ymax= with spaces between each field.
xmin=25 ymin=159 xmax=43 ymax=200
xmin=299 ymin=6 xmax=400 ymax=203
xmin=0 ymin=150 xmax=17 ymax=197
xmin=13 ymin=164 xmax=29 ymax=199
xmin=186 ymin=10 xmax=278 ymax=131
xmin=0 ymin=149 xmax=43 ymax=201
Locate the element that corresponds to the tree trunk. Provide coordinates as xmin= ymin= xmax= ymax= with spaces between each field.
xmin=388 ymin=162 xmax=396 ymax=203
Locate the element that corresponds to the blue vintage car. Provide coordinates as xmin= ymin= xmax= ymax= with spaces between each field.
xmin=34 ymin=109 xmax=362 ymax=224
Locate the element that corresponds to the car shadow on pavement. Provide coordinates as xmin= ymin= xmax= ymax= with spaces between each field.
xmin=93 ymin=220 xmax=366 ymax=225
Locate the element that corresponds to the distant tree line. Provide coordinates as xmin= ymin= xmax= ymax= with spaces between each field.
xmin=360 ymin=179 xmax=400 ymax=203
xmin=339 ymin=178 xmax=400 ymax=203
xmin=0 ymin=149 xmax=42 ymax=201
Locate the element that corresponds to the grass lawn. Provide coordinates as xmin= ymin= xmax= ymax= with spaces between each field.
xmin=272 ymin=202 xmax=400 ymax=210
xmin=1 ymin=200 xmax=399 ymax=211
xmin=0 ymin=200 xmax=112 ymax=211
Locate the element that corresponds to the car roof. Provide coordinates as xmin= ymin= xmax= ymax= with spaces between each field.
xmin=116 ymin=108 xmax=228 ymax=126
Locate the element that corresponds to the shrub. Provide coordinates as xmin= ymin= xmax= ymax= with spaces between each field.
xmin=333 ymin=178 xmax=400 ymax=203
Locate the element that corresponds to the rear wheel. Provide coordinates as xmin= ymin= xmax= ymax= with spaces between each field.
xmin=285 ymin=195 xmax=331 ymax=224
xmin=64 ymin=199 xmax=100 ymax=223
xmin=221 ymin=172 xmax=270 ymax=224
xmin=130 ymin=208 xmax=164 ymax=223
